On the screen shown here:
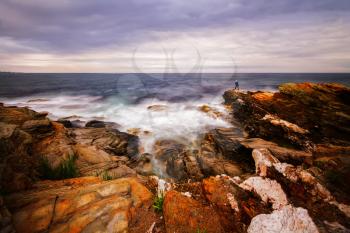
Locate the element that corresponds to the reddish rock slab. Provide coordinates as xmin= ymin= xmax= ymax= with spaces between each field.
xmin=163 ymin=190 xmax=225 ymax=233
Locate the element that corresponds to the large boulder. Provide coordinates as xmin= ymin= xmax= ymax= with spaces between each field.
xmin=247 ymin=205 xmax=319 ymax=233
xmin=4 ymin=177 xmax=155 ymax=233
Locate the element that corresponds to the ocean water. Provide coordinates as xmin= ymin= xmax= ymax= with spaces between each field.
xmin=1 ymin=73 xmax=349 ymax=152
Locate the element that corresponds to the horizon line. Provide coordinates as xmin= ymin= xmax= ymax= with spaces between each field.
xmin=1 ymin=71 xmax=350 ymax=75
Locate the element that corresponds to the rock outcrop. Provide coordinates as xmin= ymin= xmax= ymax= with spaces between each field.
xmin=223 ymin=82 xmax=350 ymax=148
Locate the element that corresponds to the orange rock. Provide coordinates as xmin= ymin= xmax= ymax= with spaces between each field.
xmin=5 ymin=177 xmax=154 ymax=233
xmin=163 ymin=190 xmax=225 ymax=233
xmin=252 ymin=92 xmax=274 ymax=102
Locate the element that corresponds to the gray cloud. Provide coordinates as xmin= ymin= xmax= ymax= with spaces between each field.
xmin=0 ymin=0 xmax=350 ymax=72
xmin=1 ymin=0 xmax=350 ymax=53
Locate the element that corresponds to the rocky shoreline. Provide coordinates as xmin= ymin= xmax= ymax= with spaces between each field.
xmin=1 ymin=82 xmax=350 ymax=233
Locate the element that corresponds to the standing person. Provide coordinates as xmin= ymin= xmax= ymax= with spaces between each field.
xmin=234 ymin=80 xmax=239 ymax=90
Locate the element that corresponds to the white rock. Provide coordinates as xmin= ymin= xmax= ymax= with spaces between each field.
xmin=252 ymin=149 xmax=279 ymax=177
xmin=247 ymin=205 xmax=319 ymax=233
xmin=227 ymin=193 xmax=239 ymax=212
xmin=262 ymin=114 xmax=309 ymax=134
xmin=239 ymin=177 xmax=288 ymax=210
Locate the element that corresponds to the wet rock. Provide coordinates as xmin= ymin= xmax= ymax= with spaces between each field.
xmin=85 ymin=120 xmax=120 ymax=129
xmin=72 ymin=127 xmax=139 ymax=158
xmin=153 ymin=140 xmax=205 ymax=180
xmin=56 ymin=118 xmax=73 ymax=128
xmin=154 ymin=140 xmax=188 ymax=180
xmin=247 ymin=205 xmax=319 ymax=233
xmin=21 ymin=119 xmax=54 ymax=139
xmin=133 ymin=153 xmax=154 ymax=176
xmin=4 ymin=177 xmax=154 ymax=233
xmin=199 ymin=128 xmax=249 ymax=176
xmin=147 ymin=104 xmax=168 ymax=111
xmin=183 ymin=150 xmax=204 ymax=180
xmin=202 ymin=128 xmax=254 ymax=168
xmin=85 ymin=120 xmax=106 ymax=128
xmin=70 ymin=119 xmax=86 ymax=128
xmin=163 ymin=190 xmax=225 ymax=233
xmin=198 ymin=104 xmax=224 ymax=119
xmin=197 ymin=155 xmax=243 ymax=177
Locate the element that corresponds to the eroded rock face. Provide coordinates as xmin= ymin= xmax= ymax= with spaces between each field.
xmin=0 ymin=105 xmax=54 ymax=191
xmin=0 ymin=122 xmax=34 ymax=192
xmin=248 ymin=205 xmax=319 ymax=233
xmin=223 ymin=83 xmax=350 ymax=148
xmin=251 ymin=148 xmax=350 ymax=231
xmin=4 ymin=177 xmax=154 ymax=233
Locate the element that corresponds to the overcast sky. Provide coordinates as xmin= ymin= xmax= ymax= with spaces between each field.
xmin=0 ymin=0 xmax=349 ymax=73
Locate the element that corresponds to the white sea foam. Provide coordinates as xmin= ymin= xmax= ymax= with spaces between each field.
xmin=1 ymin=94 xmax=231 ymax=153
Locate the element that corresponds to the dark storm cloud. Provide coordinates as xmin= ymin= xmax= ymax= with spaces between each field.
xmin=0 ymin=0 xmax=349 ymax=53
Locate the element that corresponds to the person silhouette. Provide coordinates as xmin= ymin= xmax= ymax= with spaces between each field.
xmin=234 ymin=80 xmax=239 ymax=90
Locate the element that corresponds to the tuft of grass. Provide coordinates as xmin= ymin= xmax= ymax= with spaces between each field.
xmin=102 ymin=170 xmax=113 ymax=181
xmin=39 ymin=155 xmax=79 ymax=180
xmin=196 ymin=228 xmax=207 ymax=233
xmin=153 ymin=194 xmax=164 ymax=213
